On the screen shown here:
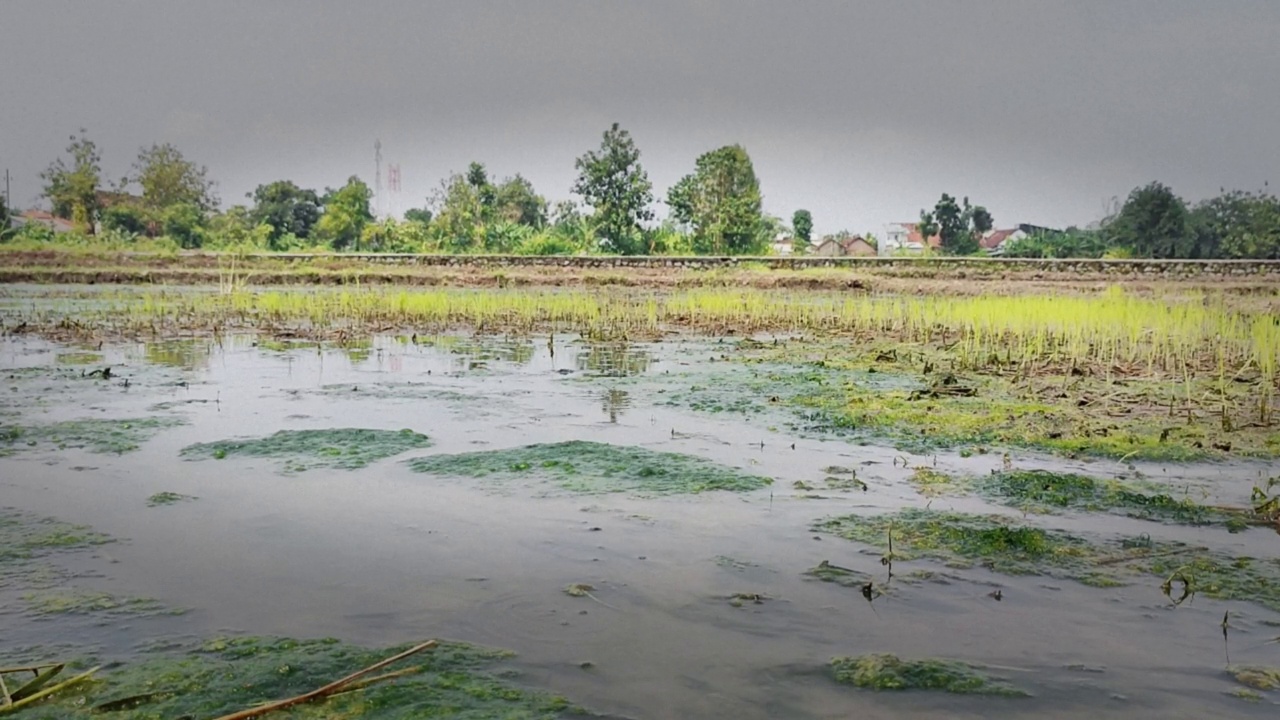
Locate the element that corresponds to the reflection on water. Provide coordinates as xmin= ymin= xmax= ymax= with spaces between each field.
xmin=408 ymin=335 xmax=536 ymax=367
xmin=139 ymin=339 xmax=212 ymax=370
xmin=576 ymin=341 xmax=652 ymax=377
xmin=600 ymin=388 xmax=631 ymax=423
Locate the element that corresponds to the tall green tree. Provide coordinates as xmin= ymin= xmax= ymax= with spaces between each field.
xmin=314 ymin=176 xmax=374 ymax=250
xmin=41 ymin=129 xmax=102 ymax=233
xmin=132 ymin=143 xmax=218 ymax=211
xmin=792 ymin=209 xmax=813 ymax=245
xmin=667 ymin=145 xmax=765 ymax=255
xmin=0 ymin=193 xmax=14 ymax=241
xmin=248 ymin=180 xmax=322 ymax=246
xmin=493 ymin=175 xmax=548 ymax=228
xmin=429 ymin=173 xmax=486 ymax=252
xmin=1106 ymin=182 xmax=1190 ymax=258
xmin=572 ymin=123 xmax=654 ymax=254
xmin=403 ymin=206 xmax=433 ymax=225
xmin=1190 ymin=189 xmax=1280 ymax=259
xmin=918 ymin=194 xmax=992 ymax=255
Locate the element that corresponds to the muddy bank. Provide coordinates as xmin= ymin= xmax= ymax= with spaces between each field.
xmin=2 ymin=249 xmax=1280 ymax=293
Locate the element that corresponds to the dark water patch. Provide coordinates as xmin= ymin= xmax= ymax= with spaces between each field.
xmin=0 ymin=417 xmax=183 ymax=456
xmin=406 ymin=440 xmax=772 ymax=496
xmin=830 ymin=654 xmax=1029 ymax=696
xmin=181 ymin=428 xmax=433 ymax=473
xmin=0 ymin=636 xmax=591 ymax=719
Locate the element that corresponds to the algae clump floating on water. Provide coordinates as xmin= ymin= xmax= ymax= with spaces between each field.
xmin=0 ymin=635 xmax=588 ymax=719
xmin=181 ymin=428 xmax=432 ymax=473
xmin=0 ymin=417 xmax=183 ymax=456
xmin=909 ymin=468 xmax=1250 ymax=529
xmin=814 ymin=509 xmax=1280 ymax=610
xmin=406 ymin=440 xmax=772 ymax=495
xmin=831 ymin=654 xmax=1028 ymax=696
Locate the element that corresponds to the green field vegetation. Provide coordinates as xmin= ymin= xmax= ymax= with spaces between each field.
xmin=813 ymin=509 xmax=1280 ymax=610
xmin=651 ymin=325 xmax=1277 ymax=459
xmin=180 ymin=428 xmax=432 ymax=473
xmin=406 ymin=441 xmax=772 ymax=495
xmin=0 ymin=636 xmax=586 ymax=719
xmin=0 ymin=417 xmax=183 ymax=456
xmin=830 ymin=654 xmax=1027 ymax=696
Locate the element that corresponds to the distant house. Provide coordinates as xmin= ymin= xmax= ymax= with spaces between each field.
xmin=844 ymin=237 xmax=877 ymax=256
xmin=770 ymin=237 xmax=796 ymax=256
xmin=813 ymin=234 xmax=875 ymax=257
xmin=12 ymin=210 xmax=77 ymax=234
xmin=982 ymin=224 xmax=1061 ymax=255
xmin=882 ymin=223 xmax=941 ymax=255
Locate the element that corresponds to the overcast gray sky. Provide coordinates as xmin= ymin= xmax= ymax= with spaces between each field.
xmin=2 ymin=0 xmax=1277 ymax=235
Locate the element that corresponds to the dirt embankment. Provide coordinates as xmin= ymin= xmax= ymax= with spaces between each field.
xmin=1 ymin=250 xmax=1278 ymax=293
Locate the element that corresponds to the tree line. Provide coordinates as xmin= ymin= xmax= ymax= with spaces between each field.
xmin=8 ymin=124 xmax=783 ymax=256
xmin=6 ymin=127 xmax=1278 ymax=259
xmin=1000 ymin=182 xmax=1280 ymax=260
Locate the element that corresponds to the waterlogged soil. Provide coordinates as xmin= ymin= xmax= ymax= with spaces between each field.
xmin=1 ymin=330 xmax=1279 ymax=718
xmin=407 ymin=440 xmax=772 ymax=495
xmin=608 ymin=337 xmax=1280 ymax=462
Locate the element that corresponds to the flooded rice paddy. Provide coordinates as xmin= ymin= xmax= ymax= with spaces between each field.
xmin=1 ymin=288 xmax=1279 ymax=718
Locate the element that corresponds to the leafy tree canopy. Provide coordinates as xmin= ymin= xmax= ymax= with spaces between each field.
xmin=248 ymin=180 xmax=322 ymax=245
xmin=1105 ymin=182 xmax=1191 ymax=259
xmin=132 ymin=143 xmax=218 ymax=211
xmin=41 ymin=129 xmax=102 ymax=231
xmin=667 ymin=144 xmax=767 ymax=255
xmin=572 ymin=123 xmax=654 ymax=254
xmin=918 ymin=194 xmax=992 ymax=255
xmin=314 ymin=176 xmax=374 ymax=250
xmin=792 ymin=209 xmax=813 ymax=244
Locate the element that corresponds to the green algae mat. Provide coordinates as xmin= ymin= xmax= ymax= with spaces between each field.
xmin=181 ymin=428 xmax=432 ymax=473
xmin=0 ymin=509 xmax=179 ymax=620
xmin=406 ymin=440 xmax=772 ymax=495
xmin=831 ymin=654 xmax=1027 ymax=696
xmin=909 ymin=468 xmax=1255 ymax=530
xmin=814 ymin=509 xmax=1280 ymax=610
xmin=0 ymin=417 xmax=183 ymax=456
xmin=0 ymin=636 xmax=590 ymax=719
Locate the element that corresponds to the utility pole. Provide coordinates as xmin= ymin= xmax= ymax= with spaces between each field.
xmin=374 ymin=140 xmax=383 ymax=220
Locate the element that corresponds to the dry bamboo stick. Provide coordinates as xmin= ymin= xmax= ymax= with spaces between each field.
xmin=0 ymin=667 xmax=100 ymax=715
xmin=208 ymin=640 xmax=437 ymax=720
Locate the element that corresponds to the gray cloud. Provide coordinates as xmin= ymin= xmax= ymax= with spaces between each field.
xmin=3 ymin=0 xmax=1277 ymax=235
